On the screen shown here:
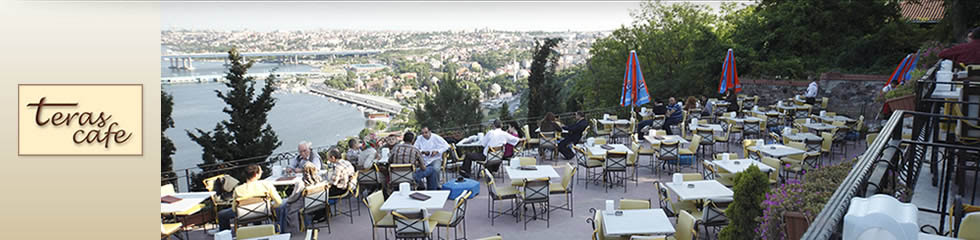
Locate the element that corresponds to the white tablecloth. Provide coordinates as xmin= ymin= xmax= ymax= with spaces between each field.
xmin=664 ymin=180 xmax=733 ymax=201
xmin=603 ymin=209 xmax=675 ymax=236
xmin=380 ymin=190 xmax=451 ymax=211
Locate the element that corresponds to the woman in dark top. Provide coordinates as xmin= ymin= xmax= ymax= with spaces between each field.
xmin=725 ymin=90 xmax=740 ymax=113
xmin=538 ymin=112 xmax=562 ymax=157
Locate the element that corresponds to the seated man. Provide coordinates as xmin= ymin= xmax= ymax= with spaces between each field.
xmin=558 ymin=111 xmax=589 ymax=160
xmin=413 ymin=127 xmax=449 ymax=190
xmin=939 ymin=27 xmax=980 ymax=66
xmin=636 ymin=99 xmax=667 ymax=139
xmin=217 ymin=165 xmax=289 ymax=232
xmin=288 ymin=141 xmax=322 ymax=173
xmin=324 ymin=147 xmax=356 ymax=196
xmin=662 ymin=97 xmax=683 ymax=135
xmin=345 ymin=138 xmax=362 ymax=168
xmin=460 ymin=119 xmax=521 ymax=178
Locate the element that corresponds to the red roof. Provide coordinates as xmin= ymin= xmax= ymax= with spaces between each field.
xmin=900 ymin=0 xmax=946 ymax=23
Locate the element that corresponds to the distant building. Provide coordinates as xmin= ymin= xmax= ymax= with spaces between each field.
xmin=900 ymin=0 xmax=945 ymax=24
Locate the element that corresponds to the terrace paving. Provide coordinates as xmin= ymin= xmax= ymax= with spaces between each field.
xmin=177 ymin=141 xmax=868 ymax=240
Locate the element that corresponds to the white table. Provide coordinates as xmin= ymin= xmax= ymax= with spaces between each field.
xmin=815 ymin=115 xmax=854 ymax=123
xmin=587 ymin=144 xmax=633 ymax=157
xmin=644 ymin=135 xmax=689 ymax=145
xmin=380 ymin=190 xmax=451 ymax=211
xmin=504 ymin=165 xmax=561 ymax=182
xmin=784 ymin=132 xmax=822 ymax=142
xmin=161 ymin=192 xmax=215 ymax=214
xmin=239 ymin=233 xmax=291 ymax=240
xmin=750 ymin=110 xmax=782 ymax=116
xmin=749 ymin=144 xmax=805 ymax=158
xmin=664 ymin=180 xmax=734 ymax=201
xmin=803 ymin=123 xmax=837 ymax=132
xmin=720 ymin=116 xmax=762 ymax=123
xmin=597 ymin=119 xmax=631 ymax=125
xmin=602 ymin=209 xmax=675 ymax=237
xmin=688 ymin=123 xmax=723 ymax=132
xmin=712 ymin=159 xmax=774 ymax=173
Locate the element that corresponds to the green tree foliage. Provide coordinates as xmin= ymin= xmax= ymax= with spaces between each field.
xmin=579 ymin=1 xmax=729 ymax=112
xmin=414 ymin=65 xmax=484 ymax=130
xmin=720 ymin=165 xmax=769 ymax=240
xmin=187 ymin=48 xmax=282 ymax=179
xmin=162 ymin=91 xmax=176 ymax=181
xmin=497 ymin=101 xmax=513 ymax=124
xmin=526 ymin=38 xmax=563 ymax=136
xmin=732 ymin=0 xmax=926 ymax=77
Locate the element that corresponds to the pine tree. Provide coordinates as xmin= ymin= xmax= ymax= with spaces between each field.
xmin=162 ymin=91 xmax=176 ymax=184
xmin=526 ymin=38 xmax=563 ymax=137
xmin=720 ymin=165 xmax=768 ymax=240
xmin=187 ymin=48 xmax=282 ymax=179
xmin=414 ymin=64 xmax=484 ymax=131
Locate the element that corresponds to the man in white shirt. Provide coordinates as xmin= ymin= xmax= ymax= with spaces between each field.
xmin=804 ymin=80 xmax=818 ymax=104
xmin=460 ymin=120 xmax=521 ymax=178
xmin=413 ymin=127 xmax=450 ymax=190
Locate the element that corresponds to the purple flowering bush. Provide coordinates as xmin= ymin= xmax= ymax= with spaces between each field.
xmin=756 ymin=159 xmax=855 ymax=240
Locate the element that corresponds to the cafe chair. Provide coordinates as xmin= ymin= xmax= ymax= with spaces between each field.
xmin=443 ymin=145 xmax=464 ymax=180
xmin=714 ymin=123 xmax=733 ymax=152
xmin=699 ymin=199 xmax=730 ymax=235
xmin=743 ymin=119 xmax=762 ymax=140
xmin=160 ymin=184 xmax=203 ymax=234
xmin=591 ymin=119 xmax=612 ymax=137
xmin=629 ymin=236 xmax=665 ymax=240
xmin=328 ymin=173 xmax=359 ymax=224
xmin=539 ymin=131 xmax=560 ymax=161
xmin=299 ymin=183 xmax=331 ymax=234
xmin=519 ymin=177 xmax=551 ymax=230
xmin=678 ymin=135 xmax=702 ymax=172
xmin=236 ymin=224 xmax=276 ymax=239
xmin=656 ymin=140 xmax=680 ymax=175
xmin=761 ymin=157 xmax=783 ymax=185
xmin=433 ymin=190 xmax=472 ymax=240
xmin=389 ymin=164 xmax=417 ymax=192
xmin=574 ymin=146 xmax=603 ymax=189
xmin=743 ymin=139 xmax=762 ymax=161
xmin=392 ymin=209 xmax=437 ymax=240
xmin=550 ymin=163 xmax=577 ymax=216
xmin=484 ymin=146 xmax=506 ymax=178
xmin=522 ymin=125 xmax=540 ymax=153
xmin=675 ymin=210 xmax=698 ymax=240
xmin=358 ymin=164 xmax=382 ymax=210
xmin=160 ymin=222 xmax=182 ymax=240
xmin=587 ymin=208 xmax=623 ymax=240
xmin=203 ymin=174 xmax=236 ymax=226
xmin=233 ymin=196 xmax=275 ymax=236
xmin=612 ymin=122 xmax=632 ymax=144
xmin=632 ymin=135 xmax=657 ymax=170
xmin=603 ymin=151 xmax=629 ymax=193
xmin=483 ymin=169 xmax=518 ymax=226
xmin=617 ymin=198 xmax=652 ymax=210
xmin=820 ymin=132 xmax=834 ymax=164
xmin=695 ymin=127 xmax=715 ymax=156
xmin=702 ymin=163 xmax=734 ymax=187
xmin=653 ymin=181 xmax=700 ymax=219
xmin=363 ymin=191 xmax=395 ymax=240
xmin=782 ymin=152 xmax=820 ymax=180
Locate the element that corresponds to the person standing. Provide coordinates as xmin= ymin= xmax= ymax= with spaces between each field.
xmin=459 ymin=120 xmax=521 ymax=178
xmin=413 ymin=127 xmax=449 ymax=190
xmin=289 ymin=141 xmax=322 ymax=173
xmin=558 ymin=112 xmax=589 ymax=160
xmin=804 ymin=79 xmax=818 ymax=105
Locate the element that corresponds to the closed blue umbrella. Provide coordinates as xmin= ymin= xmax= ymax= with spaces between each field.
xmin=620 ymin=50 xmax=651 ymax=107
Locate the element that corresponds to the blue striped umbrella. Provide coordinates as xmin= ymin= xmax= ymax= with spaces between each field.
xmin=718 ymin=49 xmax=741 ymax=94
xmin=620 ymin=50 xmax=651 ymax=107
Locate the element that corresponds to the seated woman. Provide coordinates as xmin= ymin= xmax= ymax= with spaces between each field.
xmin=324 ymin=147 xmax=356 ymax=197
xmin=537 ymin=112 xmax=562 ymax=157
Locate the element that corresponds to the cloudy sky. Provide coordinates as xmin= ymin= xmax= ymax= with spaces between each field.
xmin=162 ymin=1 xmax=752 ymax=32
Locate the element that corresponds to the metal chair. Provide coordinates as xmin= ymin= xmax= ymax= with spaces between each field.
xmin=443 ymin=145 xmax=464 ymax=180
xmin=573 ymin=146 xmax=603 ymax=189
xmin=714 ymin=123 xmax=733 ymax=152
xmin=518 ymin=177 xmax=551 ymax=230
xmin=299 ymin=183 xmax=331 ymax=234
xmin=618 ymin=198 xmax=652 ymax=210
xmin=550 ymin=163 xmax=576 ymax=216
xmin=538 ymin=131 xmax=559 ymax=161
xmin=484 ymin=146 xmax=505 ymax=178
xmin=678 ymin=135 xmax=702 ymax=172
xmin=433 ymin=190 xmax=471 ymax=240
xmin=656 ymin=140 xmax=680 ymax=174
xmin=233 ymin=196 xmax=275 ymax=236
xmin=743 ymin=119 xmax=762 ymax=140
xmin=328 ymin=173 xmax=358 ymax=224
xmin=700 ymin=200 xmax=729 ymax=236
xmin=389 ymin=164 xmax=416 ymax=192
xmin=362 ymin=191 xmax=395 ymax=240
xmin=603 ymin=151 xmax=629 ymax=193
xmin=696 ymin=127 xmax=715 ymax=156
xmin=392 ymin=209 xmax=437 ymax=240
xmin=483 ymin=169 xmax=518 ymax=226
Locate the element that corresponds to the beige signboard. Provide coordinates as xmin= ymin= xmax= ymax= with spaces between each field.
xmin=18 ymin=84 xmax=143 ymax=155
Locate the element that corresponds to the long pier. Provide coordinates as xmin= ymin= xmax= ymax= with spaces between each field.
xmin=308 ymin=83 xmax=403 ymax=115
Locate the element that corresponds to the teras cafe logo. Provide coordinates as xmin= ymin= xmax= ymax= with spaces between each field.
xmin=18 ymin=84 xmax=142 ymax=156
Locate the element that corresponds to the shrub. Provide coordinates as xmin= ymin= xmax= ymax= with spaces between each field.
xmin=720 ymin=165 xmax=769 ymax=240
xmin=757 ymin=160 xmax=856 ymax=240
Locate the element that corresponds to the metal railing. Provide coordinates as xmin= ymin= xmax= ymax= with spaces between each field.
xmin=803 ymin=62 xmax=980 ymax=239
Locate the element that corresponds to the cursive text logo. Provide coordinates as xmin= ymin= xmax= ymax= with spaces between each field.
xmin=27 ymin=97 xmax=133 ymax=149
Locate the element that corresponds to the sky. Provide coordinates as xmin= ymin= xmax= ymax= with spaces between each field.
xmin=161 ymin=1 xmax=752 ymax=32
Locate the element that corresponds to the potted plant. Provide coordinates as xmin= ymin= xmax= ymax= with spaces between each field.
xmin=756 ymin=160 xmax=856 ymax=240
xmin=877 ymin=69 xmax=925 ymax=114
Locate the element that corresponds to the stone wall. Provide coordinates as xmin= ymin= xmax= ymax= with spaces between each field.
xmin=740 ymin=72 xmax=888 ymax=121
